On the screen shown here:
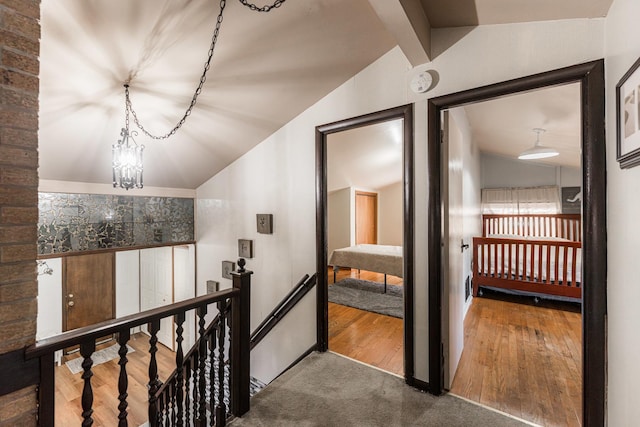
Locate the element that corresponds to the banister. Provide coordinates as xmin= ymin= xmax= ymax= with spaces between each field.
xmin=250 ymin=274 xmax=316 ymax=350
xmin=25 ymin=288 xmax=238 ymax=359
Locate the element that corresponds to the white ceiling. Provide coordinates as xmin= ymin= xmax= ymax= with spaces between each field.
xmin=461 ymin=83 xmax=582 ymax=168
xmin=38 ymin=0 xmax=395 ymax=189
xmin=38 ymin=0 xmax=611 ymax=190
xmin=327 ymin=120 xmax=403 ymax=193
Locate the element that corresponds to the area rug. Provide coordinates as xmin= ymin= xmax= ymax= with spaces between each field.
xmin=328 ymin=278 xmax=403 ymax=318
xmin=66 ymin=344 xmax=135 ymax=374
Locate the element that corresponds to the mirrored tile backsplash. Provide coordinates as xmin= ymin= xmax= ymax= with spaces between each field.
xmin=38 ymin=193 xmax=194 ymax=255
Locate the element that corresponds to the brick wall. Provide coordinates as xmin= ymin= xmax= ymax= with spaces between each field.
xmin=0 ymin=0 xmax=40 ymax=424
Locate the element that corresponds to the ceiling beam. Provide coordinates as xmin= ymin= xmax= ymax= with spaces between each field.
xmin=368 ymin=0 xmax=431 ymax=66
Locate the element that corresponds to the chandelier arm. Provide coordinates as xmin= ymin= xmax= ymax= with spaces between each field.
xmin=238 ymin=0 xmax=286 ymax=12
xmin=125 ymin=0 xmax=227 ymax=140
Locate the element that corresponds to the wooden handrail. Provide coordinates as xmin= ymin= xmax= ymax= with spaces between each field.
xmin=250 ymin=274 xmax=316 ymax=351
xmin=25 ymin=288 xmax=238 ymax=359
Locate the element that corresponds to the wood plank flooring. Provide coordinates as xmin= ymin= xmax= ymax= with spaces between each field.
xmin=328 ymin=268 xmax=404 ymax=376
xmin=54 ymin=332 xmax=176 ymax=426
xmin=450 ymin=293 xmax=582 ymax=427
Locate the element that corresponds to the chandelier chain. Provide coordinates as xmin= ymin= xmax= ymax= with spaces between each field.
xmin=125 ymin=0 xmax=285 ymax=140
xmin=126 ymin=0 xmax=227 ymax=140
xmin=238 ymin=0 xmax=286 ymax=12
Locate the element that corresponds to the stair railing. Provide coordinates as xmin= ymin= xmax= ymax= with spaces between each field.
xmin=250 ymin=273 xmax=316 ymax=350
xmin=25 ymin=259 xmax=252 ymax=427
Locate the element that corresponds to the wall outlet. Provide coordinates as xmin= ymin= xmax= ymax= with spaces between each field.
xmin=206 ymin=280 xmax=220 ymax=294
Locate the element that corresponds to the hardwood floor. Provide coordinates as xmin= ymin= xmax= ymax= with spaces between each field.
xmin=328 ymin=268 xmax=404 ymax=376
xmin=450 ymin=293 xmax=582 ymax=427
xmin=55 ymin=332 xmax=176 ymax=426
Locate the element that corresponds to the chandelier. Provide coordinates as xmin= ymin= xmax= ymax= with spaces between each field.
xmin=112 ymin=85 xmax=143 ymax=190
xmin=112 ymin=0 xmax=286 ymax=190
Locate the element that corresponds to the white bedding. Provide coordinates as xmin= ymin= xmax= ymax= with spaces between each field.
xmin=329 ymin=244 xmax=403 ymax=278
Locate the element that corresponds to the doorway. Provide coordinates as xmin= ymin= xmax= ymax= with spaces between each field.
xmin=427 ymin=61 xmax=606 ymax=426
xmin=443 ymin=83 xmax=584 ymax=425
xmin=316 ymin=104 xmax=415 ymax=380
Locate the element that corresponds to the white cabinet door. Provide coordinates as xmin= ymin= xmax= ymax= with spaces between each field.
xmin=140 ymin=247 xmax=174 ymax=349
xmin=116 ymin=250 xmax=141 ymax=334
xmin=173 ymin=244 xmax=196 ymax=350
xmin=116 ymin=250 xmax=140 ymax=318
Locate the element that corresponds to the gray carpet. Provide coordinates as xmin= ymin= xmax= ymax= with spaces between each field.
xmin=328 ymin=278 xmax=403 ymax=318
xmin=229 ymin=352 xmax=530 ymax=427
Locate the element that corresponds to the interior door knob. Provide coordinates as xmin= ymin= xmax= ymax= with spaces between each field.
xmin=461 ymin=239 xmax=470 ymax=252
xmin=68 ymin=300 xmax=75 ymax=307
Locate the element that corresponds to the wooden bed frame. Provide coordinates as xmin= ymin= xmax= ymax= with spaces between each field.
xmin=473 ymin=213 xmax=582 ymax=300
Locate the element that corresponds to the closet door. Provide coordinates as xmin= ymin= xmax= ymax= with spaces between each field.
xmin=140 ymin=247 xmax=174 ymax=349
xmin=63 ymin=252 xmax=115 ymax=332
xmin=355 ymin=191 xmax=378 ymax=244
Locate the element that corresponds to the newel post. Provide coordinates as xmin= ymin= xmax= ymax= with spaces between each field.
xmin=230 ymin=258 xmax=252 ymax=418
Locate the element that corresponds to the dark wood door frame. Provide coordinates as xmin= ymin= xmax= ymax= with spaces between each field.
xmin=427 ymin=60 xmax=606 ymax=426
xmin=316 ymin=104 xmax=415 ymax=381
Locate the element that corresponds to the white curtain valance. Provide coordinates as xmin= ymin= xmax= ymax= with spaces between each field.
xmin=481 ymin=186 xmax=560 ymax=214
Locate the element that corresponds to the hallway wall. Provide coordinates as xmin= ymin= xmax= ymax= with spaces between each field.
xmin=196 ymin=17 xmax=605 ymax=384
xmin=604 ymin=0 xmax=640 ymax=424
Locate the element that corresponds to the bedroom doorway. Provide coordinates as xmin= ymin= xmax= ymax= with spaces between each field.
xmin=428 ymin=61 xmax=606 ymax=426
xmin=316 ymin=105 xmax=415 ymax=379
xmin=442 ymin=84 xmax=584 ymax=426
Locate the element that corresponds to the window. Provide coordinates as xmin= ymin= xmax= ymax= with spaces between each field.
xmin=481 ymin=186 xmax=560 ymax=214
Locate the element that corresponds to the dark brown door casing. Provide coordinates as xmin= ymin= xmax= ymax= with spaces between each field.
xmin=427 ymin=60 xmax=606 ymax=427
xmin=316 ymin=104 xmax=415 ymax=382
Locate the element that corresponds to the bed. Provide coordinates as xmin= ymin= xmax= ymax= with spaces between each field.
xmin=329 ymin=244 xmax=403 ymax=292
xmin=473 ymin=213 xmax=582 ymax=300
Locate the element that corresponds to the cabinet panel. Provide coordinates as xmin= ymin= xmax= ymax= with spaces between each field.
xmin=115 ymin=250 xmax=140 ymax=318
xmin=140 ymin=247 xmax=174 ymax=349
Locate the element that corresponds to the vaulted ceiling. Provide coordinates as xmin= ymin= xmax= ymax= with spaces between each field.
xmin=38 ymin=0 xmax=613 ymax=190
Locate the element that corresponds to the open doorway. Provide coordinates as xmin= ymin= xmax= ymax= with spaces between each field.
xmin=442 ymin=83 xmax=583 ymax=426
xmin=316 ymin=105 xmax=415 ymax=380
xmin=428 ymin=61 xmax=606 ymax=426
xmin=325 ymin=120 xmax=404 ymax=375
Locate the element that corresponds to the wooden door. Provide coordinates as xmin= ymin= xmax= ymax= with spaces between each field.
xmin=63 ymin=252 xmax=115 ymax=332
xmin=355 ymin=191 xmax=378 ymax=244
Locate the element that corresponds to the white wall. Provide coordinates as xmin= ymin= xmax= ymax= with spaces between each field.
xmin=481 ymin=152 xmax=581 ymax=189
xmin=328 ymin=188 xmax=352 ymax=255
xmin=196 ymin=47 xmax=413 ymax=383
xmin=196 ymin=18 xmax=605 ymax=384
xmin=605 ymin=0 xmax=640 ymax=424
xmin=378 ymin=181 xmax=403 ymax=246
